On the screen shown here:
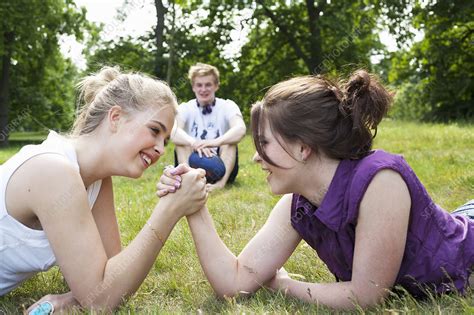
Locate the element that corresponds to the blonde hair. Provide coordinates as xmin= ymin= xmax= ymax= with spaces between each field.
xmin=188 ymin=63 xmax=220 ymax=85
xmin=72 ymin=66 xmax=177 ymax=136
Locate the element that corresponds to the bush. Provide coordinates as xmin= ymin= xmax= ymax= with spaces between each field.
xmin=389 ymin=81 xmax=431 ymax=121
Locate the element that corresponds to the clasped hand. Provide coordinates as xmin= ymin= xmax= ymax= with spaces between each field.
xmin=156 ymin=164 xmax=208 ymax=216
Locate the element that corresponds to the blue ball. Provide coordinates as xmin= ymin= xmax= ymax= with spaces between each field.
xmin=188 ymin=152 xmax=226 ymax=183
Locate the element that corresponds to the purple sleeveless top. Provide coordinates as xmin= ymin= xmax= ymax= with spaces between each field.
xmin=291 ymin=150 xmax=473 ymax=296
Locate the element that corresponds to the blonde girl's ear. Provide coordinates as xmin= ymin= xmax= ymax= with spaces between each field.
xmin=107 ymin=105 xmax=123 ymax=132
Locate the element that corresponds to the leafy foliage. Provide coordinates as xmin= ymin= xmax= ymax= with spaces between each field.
xmin=85 ymin=36 xmax=156 ymax=75
xmin=86 ymin=0 xmax=406 ymax=122
xmin=388 ymin=1 xmax=473 ymax=121
xmin=9 ymin=48 xmax=80 ymax=131
xmin=2 ymin=0 xmax=473 ymax=136
xmin=0 ymin=0 xmax=88 ymax=138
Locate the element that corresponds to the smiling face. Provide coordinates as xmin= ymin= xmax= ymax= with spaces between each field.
xmin=252 ymin=118 xmax=302 ymax=195
xmin=191 ymin=75 xmax=219 ymax=106
xmin=113 ymin=105 xmax=175 ymax=178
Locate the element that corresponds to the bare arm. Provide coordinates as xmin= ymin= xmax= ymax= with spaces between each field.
xmin=214 ymin=115 xmax=246 ymax=146
xmin=186 ymin=194 xmax=301 ymax=297
xmin=91 ymin=177 xmax=121 ymax=257
xmin=27 ymin=177 xmax=121 ymax=313
xmin=171 ymin=117 xmax=195 ymax=146
xmin=20 ymin=154 xmax=207 ymax=311
xmin=269 ymin=170 xmax=411 ymax=309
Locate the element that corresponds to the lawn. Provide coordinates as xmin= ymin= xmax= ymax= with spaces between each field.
xmin=1 ymin=120 xmax=473 ymax=314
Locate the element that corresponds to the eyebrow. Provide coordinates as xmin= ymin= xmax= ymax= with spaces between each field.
xmin=150 ymin=120 xmax=168 ymax=133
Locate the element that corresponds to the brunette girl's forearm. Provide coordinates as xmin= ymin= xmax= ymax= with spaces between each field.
xmin=186 ymin=207 xmax=242 ymax=297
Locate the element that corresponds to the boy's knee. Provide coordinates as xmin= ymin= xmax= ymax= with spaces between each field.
xmin=219 ymin=144 xmax=237 ymax=157
xmin=188 ymin=152 xmax=226 ymax=184
xmin=220 ymin=144 xmax=236 ymax=150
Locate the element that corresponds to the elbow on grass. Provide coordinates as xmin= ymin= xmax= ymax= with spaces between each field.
xmin=213 ymin=284 xmax=259 ymax=300
xmin=76 ymin=290 xmax=126 ymax=312
xmin=214 ymin=287 xmax=240 ymax=299
xmin=216 ymin=289 xmax=254 ymax=300
xmin=350 ymin=286 xmax=390 ymax=310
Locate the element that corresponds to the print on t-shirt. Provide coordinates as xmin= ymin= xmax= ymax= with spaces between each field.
xmin=192 ymin=120 xmax=219 ymax=140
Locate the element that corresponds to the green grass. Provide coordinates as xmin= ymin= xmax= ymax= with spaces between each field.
xmin=1 ymin=120 xmax=473 ymax=314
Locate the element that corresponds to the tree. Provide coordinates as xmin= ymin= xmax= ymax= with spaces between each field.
xmin=154 ymin=0 xmax=168 ymax=79
xmin=158 ymin=0 xmax=389 ymax=117
xmin=89 ymin=0 xmax=433 ymax=123
xmin=9 ymin=49 xmax=79 ymax=132
xmin=85 ymin=36 xmax=156 ymax=75
xmin=0 ymin=0 xmax=87 ymax=145
xmin=239 ymin=0 xmax=417 ymax=75
xmin=223 ymin=0 xmax=398 ymax=119
xmin=388 ymin=0 xmax=473 ymax=121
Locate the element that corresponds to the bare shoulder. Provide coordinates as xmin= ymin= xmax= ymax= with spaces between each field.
xmin=266 ymin=194 xmax=293 ymax=224
xmin=369 ymin=168 xmax=406 ymax=185
xmin=8 ymin=153 xmax=87 ymax=218
xmin=360 ymin=169 xmax=411 ymax=218
xmin=19 ymin=152 xmax=82 ymax=185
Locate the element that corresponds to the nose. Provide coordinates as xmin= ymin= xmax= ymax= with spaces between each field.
xmin=154 ymin=141 xmax=165 ymax=157
xmin=253 ymin=151 xmax=261 ymax=163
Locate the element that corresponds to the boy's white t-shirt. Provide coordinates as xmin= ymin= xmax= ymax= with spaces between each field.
xmin=177 ymin=97 xmax=242 ymax=141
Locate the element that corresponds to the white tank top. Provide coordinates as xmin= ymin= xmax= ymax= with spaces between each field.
xmin=0 ymin=131 xmax=102 ymax=295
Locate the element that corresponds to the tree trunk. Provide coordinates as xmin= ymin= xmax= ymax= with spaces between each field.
xmin=166 ymin=0 xmax=176 ymax=85
xmin=154 ymin=0 xmax=167 ymax=79
xmin=0 ymin=31 xmax=14 ymax=147
xmin=305 ymin=0 xmax=324 ymax=74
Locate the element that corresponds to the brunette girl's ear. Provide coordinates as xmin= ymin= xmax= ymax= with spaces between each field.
xmin=300 ymin=143 xmax=312 ymax=163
